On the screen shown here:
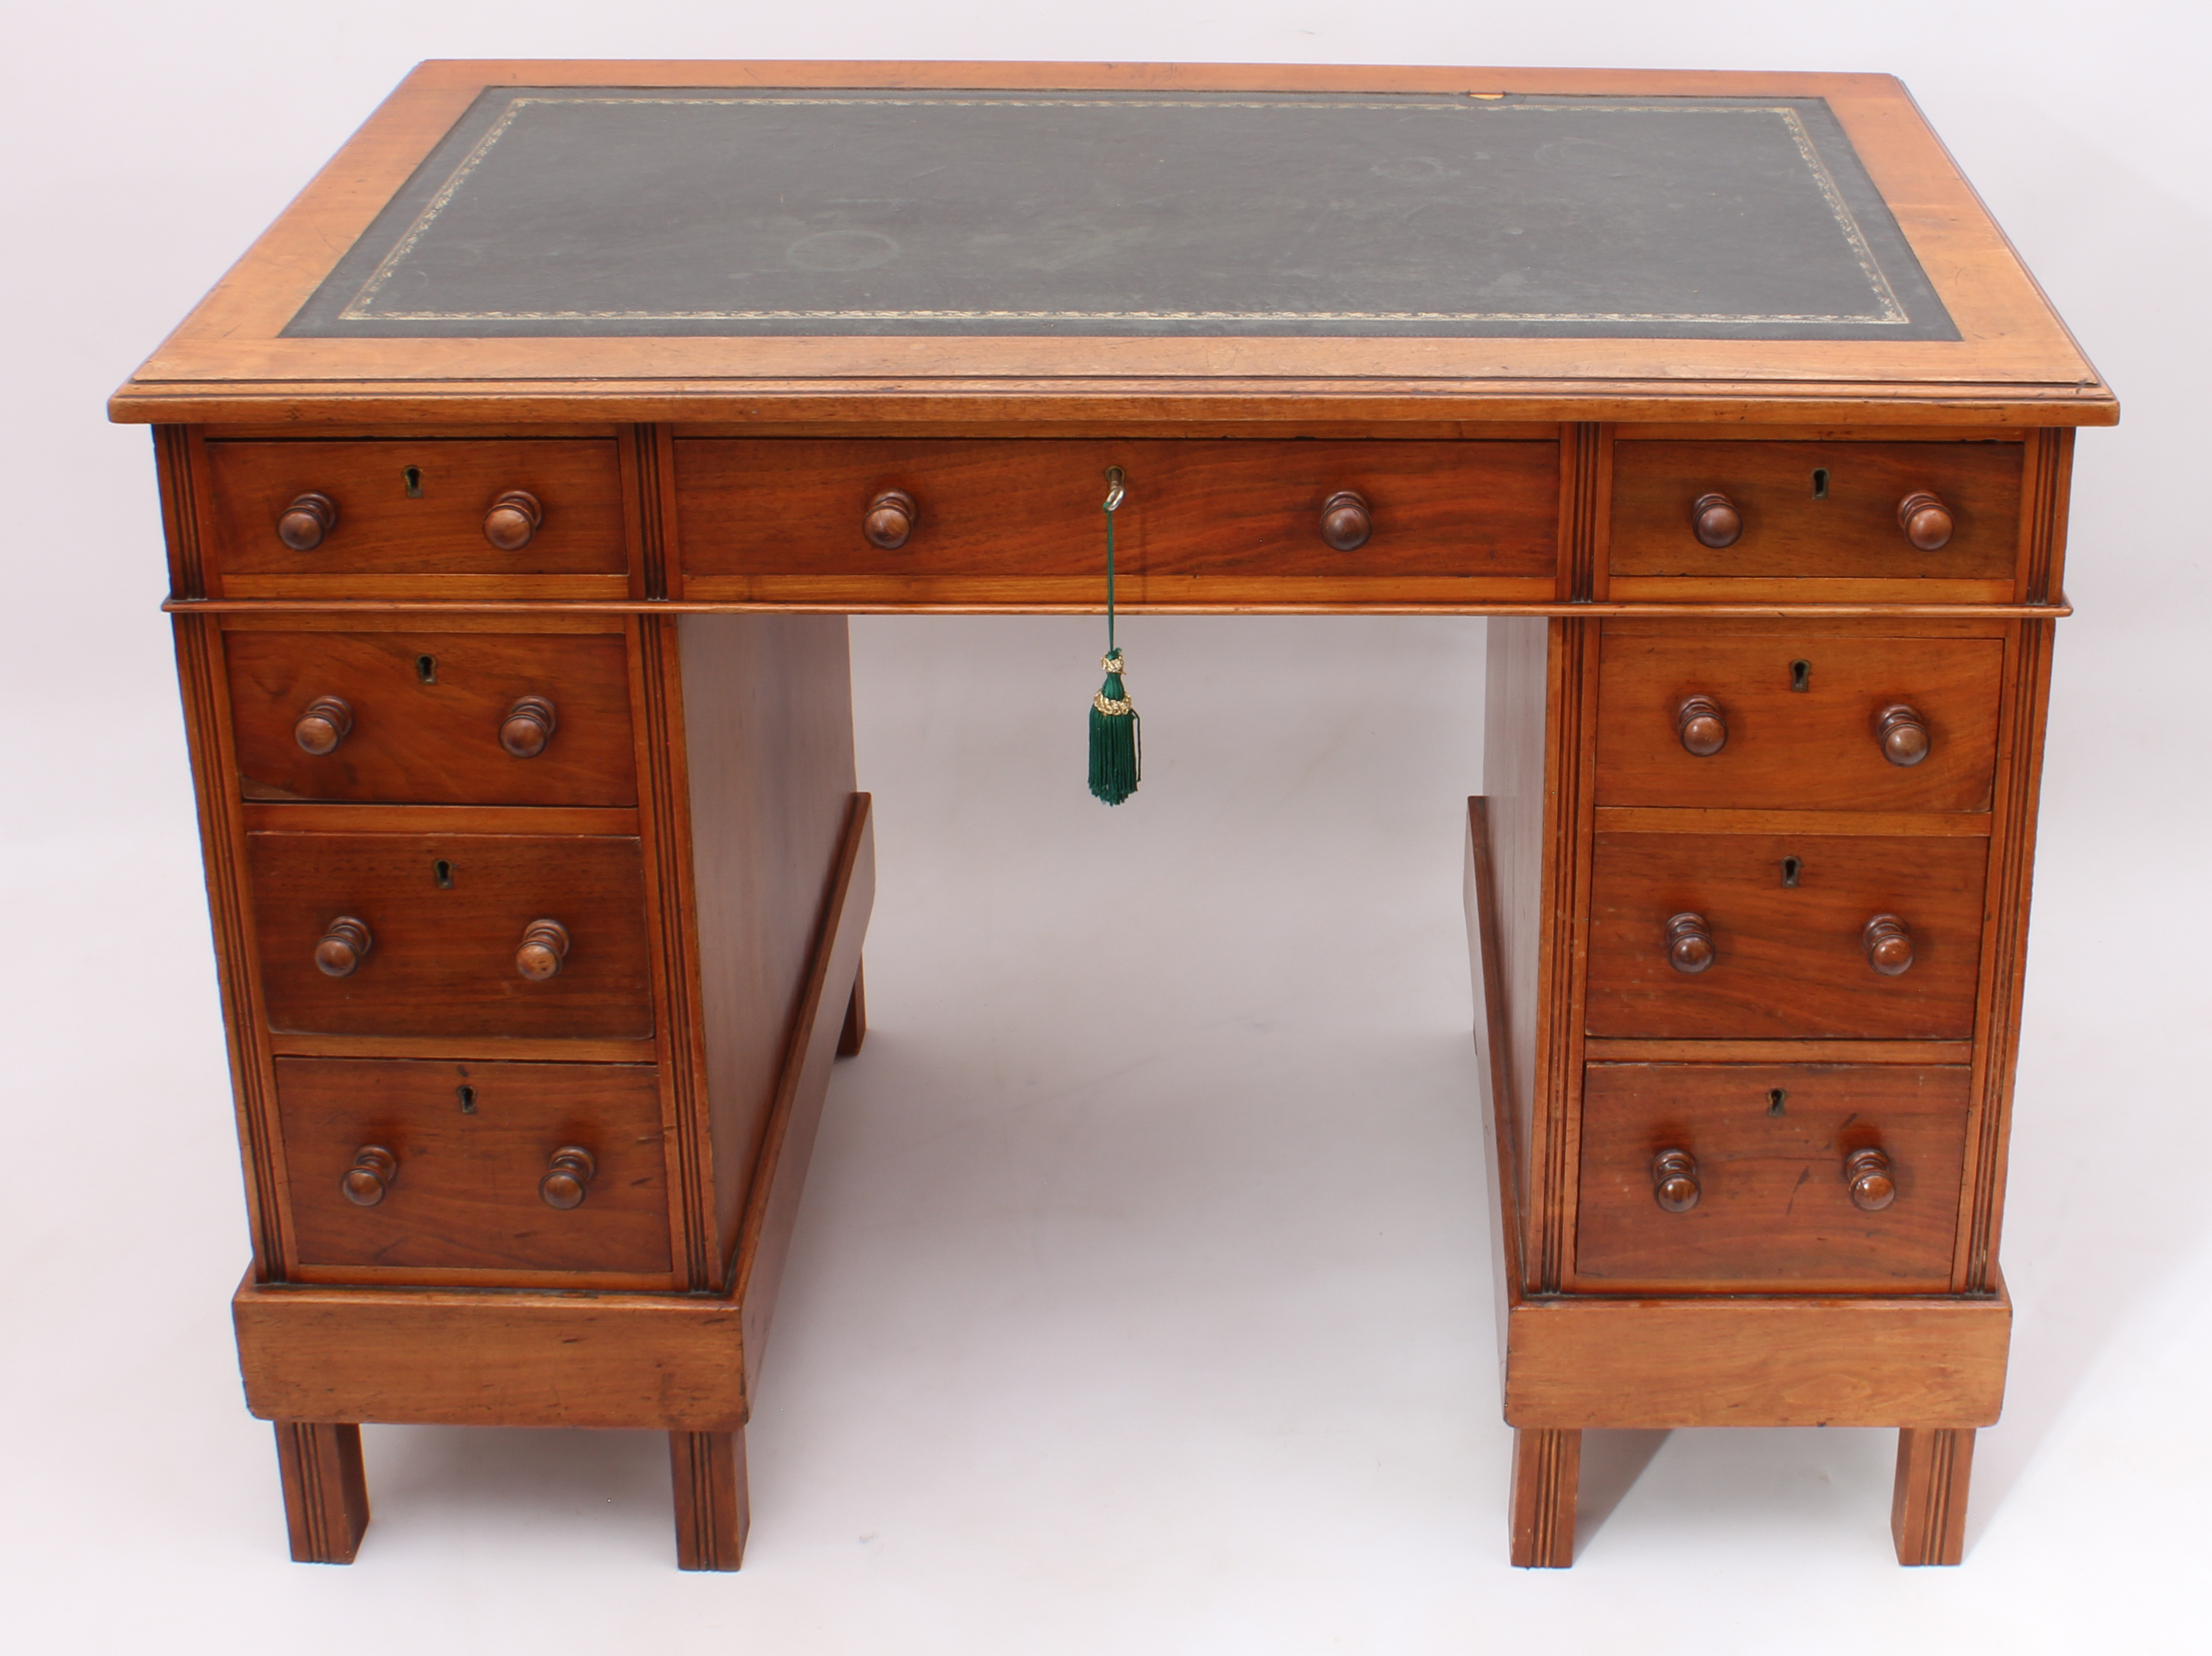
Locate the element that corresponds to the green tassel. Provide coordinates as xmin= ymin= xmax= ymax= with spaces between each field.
xmin=1089 ymin=651 xmax=1140 ymax=806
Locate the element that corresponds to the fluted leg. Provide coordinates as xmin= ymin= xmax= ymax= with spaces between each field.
xmin=1510 ymin=1428 xmax=1580 ymax=1567
xmin=671 ymin=1429 xmax=749 ymax=1570
xmin=274 ymin=1421 xmax=369 ymax=1564
xmin=1892 ymin=1427 xmax=1974 ymax=1565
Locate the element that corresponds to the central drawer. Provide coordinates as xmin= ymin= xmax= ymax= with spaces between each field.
xmin=675 ymin=438 xmax=1560 ymax=588
xmin=247 ymin=831 xmax=654 ymax=1041
xmin=1585 ymin=831 xmax=1988 ymax=1039
xmin=276 ymin=1057 xmax=672 ymax=1279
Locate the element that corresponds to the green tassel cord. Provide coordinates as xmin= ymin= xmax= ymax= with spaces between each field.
xmin=1088 ymin=467 xmax=1141 ymax=805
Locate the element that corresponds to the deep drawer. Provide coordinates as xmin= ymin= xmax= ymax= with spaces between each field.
xmin=1584 ymin=831 xmax=1988 ymax=1039
xmin=248 ymin=831 xmax=654 ymax=1041
xmin=225 ymin=628 xmax=638 ymax=807
xmin=1610 ymin=440 xmax=2021 ymax=582
xmin=1575 ymin=1062 xmax=1968 ymax=1292
xmin=1595 ymin=628 xmax=2004 ymax=812
xmin=205 ymin=438 xmax=628 ymax=587
xmin=675 ymin=438 xmax=1560 ymax=586
xmin=276 ymin=1057 xmax=672 ymax=1278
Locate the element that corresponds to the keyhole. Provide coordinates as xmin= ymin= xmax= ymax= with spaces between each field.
xmin=433 ymin=859 xmax=454 ymax=889
xmin=1767 ymin=1088 xmax=1788 ymax=1117
xmin=402 ymin=465 xmax=423 ymax=498
xmin=1811 ymin=468 xmax=1829 ymax=499
xmin=415 ymin=654 xmax=437 ymax=684
xmin=457 ymin=1084 xmax=477 ymax=1114
xmin=1781 ymin=855 xmax=1801 ymax=889
xmin=1790 ymin=659 xmax=1811 ymax=693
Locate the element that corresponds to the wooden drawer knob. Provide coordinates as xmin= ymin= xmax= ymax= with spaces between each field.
xmin=1691 ymin=491 xmax=1741 ymax=548
xmin=862 ymin=489 xmax=917 ymax=549
xmin=499 ymin=695 xmax=558 ymax=758
xmin=1319 ymin=490 xmax=1372 ymax=552
xmin=1875 ymin=704 xmax=1931 ymax=767
xmin=276 ymin=492 xmax=338 ymax=551
xmin=1845 ymin=1147 xmax=1897 ymax=1211
xmin=483 ymin=490 xmax=544 ymax=551
xmin=1665 ymin=911 xmax=1715 ymax=974
xmin=515 ymin=918 xmax=571 ymax=981
xmin=1651 ymin=1148 xmax=1700 ymax=1212
xmin=314 ymin=917 xmax=372 ymax=978
xmin=1863 ymin=914 xmax=1914 ymax=976
xmin=341 ymin=1145 xmax=397 ymax=1207
xmin=539 ymin=1145 xmax=597 ymax=1210
xmin=1675 ymin=694 xmax=1728 ymax=757
xmin=293 ymin=695 xmax=354 ymax=755
xmin=1897 ymin=491 xmax=1953 ymax=551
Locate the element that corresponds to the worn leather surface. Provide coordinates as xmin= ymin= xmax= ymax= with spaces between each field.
xmin=288 ymin=88 xmax=1956 ymax=341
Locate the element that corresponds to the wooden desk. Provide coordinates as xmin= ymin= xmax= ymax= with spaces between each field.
xmin=110 ymin=60 xmax=2114 ymax=1571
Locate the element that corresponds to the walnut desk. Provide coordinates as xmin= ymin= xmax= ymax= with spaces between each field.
xmin=111 ymin=61 xmax=2114 ymax=1571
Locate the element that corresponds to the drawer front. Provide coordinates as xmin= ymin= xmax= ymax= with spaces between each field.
xmin=1585 ymin=832 xmax=1987 ymax=1039
xmin=249 ymin=832 xmax=654 ymax=1040
xmin=207 ymin=439 xmax=628 ymax=581
xmin=1610 ymin=441 xmax=2021 ymax=581
xmin=226 ymin=629 xmax=638 ymax=807
xmin=1576 ymin=1062 xmax=1968 ymax=1291
xmin=677 ymin=438 xmax=1559 ymax=582
xmin=277 ymin=1057 xmax=671 ymax=1277
xmin=1595 ymin=632 xmax=2004 ymax=812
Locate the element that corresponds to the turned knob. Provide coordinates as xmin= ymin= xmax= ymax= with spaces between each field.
xmin=515 ymin=918 xmax=571 ymax=981
xmin=293 ymin=695 xmax=354 ymax=755
xmin=1319 ymin=490 xmax=1373 ymax=552
xmin=1898 ymin=491 xmax=1953 ymax=551
xmin=1863 ymin=914 xmax=1915 ymax=976
xmin=499 ymin=695 xmax=558 ymax=758
xmin=1651 ymin=1148 xmax=1701 ymax=1213
xmin=341 ymin=1145 xmax=397 ymax=1207
xmin=314 ymin=917 xmax=372 ymax=978
xmin=1845 ymin=1147 xmax=1897 ymax=1211
xmin=1665 ymin=912 xmax=1715 ymax=975
xmin=539 ymin=1145 xmax=597 ymax=1210
xmin=1691 ymin=491 xmax=1741 ymax=549
xmin=1675 ymin=694 xmax=1728 ymax=757
xmin=482 ymin=489 xmax=543 ymax=551
xmin=1875 ymin=704 xmax=1931 ymax=767
xmin=862 ymin=489 xmax=917 ymax=550
xmin=276 ymin=492 xmax=338 ymax=551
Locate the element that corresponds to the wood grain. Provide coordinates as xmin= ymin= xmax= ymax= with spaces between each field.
xmin=1574 ymin=1062 xmax=1969 ymax=1291
xmin=246 ymin=830 xmax=653 ymax=1040
xmin=225 ymin=628 xmax=637 ymax=805
xmin=671 ymin=1430 xmax=748 ymax=1571
xmin=1585 ymin=831 xmax=1988 ymax=1039
xmin=1510 ymin=1429 xmax=1579 ymax=1568
xmin=272 ymin=1421 xmax=369 ymax=1564
xmin=1893 ymin=1427 xmax=1975 ymax=1565
xmin=275 ymin=1057 xmax=673 ymax=1280
xmin=1610 ymin=439 xmax=2023 ymax=580
xmin=1595 ymin=631 xmax=2004 ymax=812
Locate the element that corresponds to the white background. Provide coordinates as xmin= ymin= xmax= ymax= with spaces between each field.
xmin=4 ymin=4 xmax=2208 ymax=1651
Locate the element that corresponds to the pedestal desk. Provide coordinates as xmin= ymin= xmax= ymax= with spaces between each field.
xmin=111 ymin=60 xmax=2114 ymax=1570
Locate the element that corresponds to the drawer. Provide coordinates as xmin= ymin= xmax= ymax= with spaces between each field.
xmin=205 ymin=439 xmax=628 ymax=585
xmin=1595 ymin=630 xmax=2004 ymax=812
xmin=1610 ymin=441 xmax=2021 ymax=581
xmin=248 ymin=832 xmax=654 ymax=1041
xmin=676 ymin=438 xmax=1559 ymax=584
xmin=225 ymin=628 xmax=638 ymax=807
xmin=276 ymin=1057 xmax=672 ymax=1278
xmin=1585 ymin=832 xmax=1987 ymax=1039
xmin=1575 ymin=1062 xmax=1968 ymax=1292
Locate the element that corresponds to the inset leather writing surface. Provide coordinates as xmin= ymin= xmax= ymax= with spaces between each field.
xmin=288 ymin=88 xmax=1954 ymax=341
xmin=276 ymin=1057 xmax=672 ymax=1278
xmin=1576 ymin=1062 xmax=1968 ymax=1291
xmin=1584 ymin=832 xmax=1988 ymax=1039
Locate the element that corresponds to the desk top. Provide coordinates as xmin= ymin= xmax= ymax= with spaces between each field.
xmin=111 ymin=62 xmax=2114 ymax=428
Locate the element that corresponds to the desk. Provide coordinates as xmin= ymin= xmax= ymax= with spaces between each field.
xmin=111 ymin=60 xmax=2114 ymax=1570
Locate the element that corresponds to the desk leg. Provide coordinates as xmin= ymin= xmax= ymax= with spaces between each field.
xmin=274 ymin=1421 xmax=369 ymax=1564
xmin=1892 ymin=1427 xmax=1974 ymax=1565
xmin=671 ymin=1429 xmax=749 ymax=1570
xmin=1510 ymin=1427 xmax=1580 ymax=1567
xmin=838 ymin=959 xmax=867 ymax=1057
